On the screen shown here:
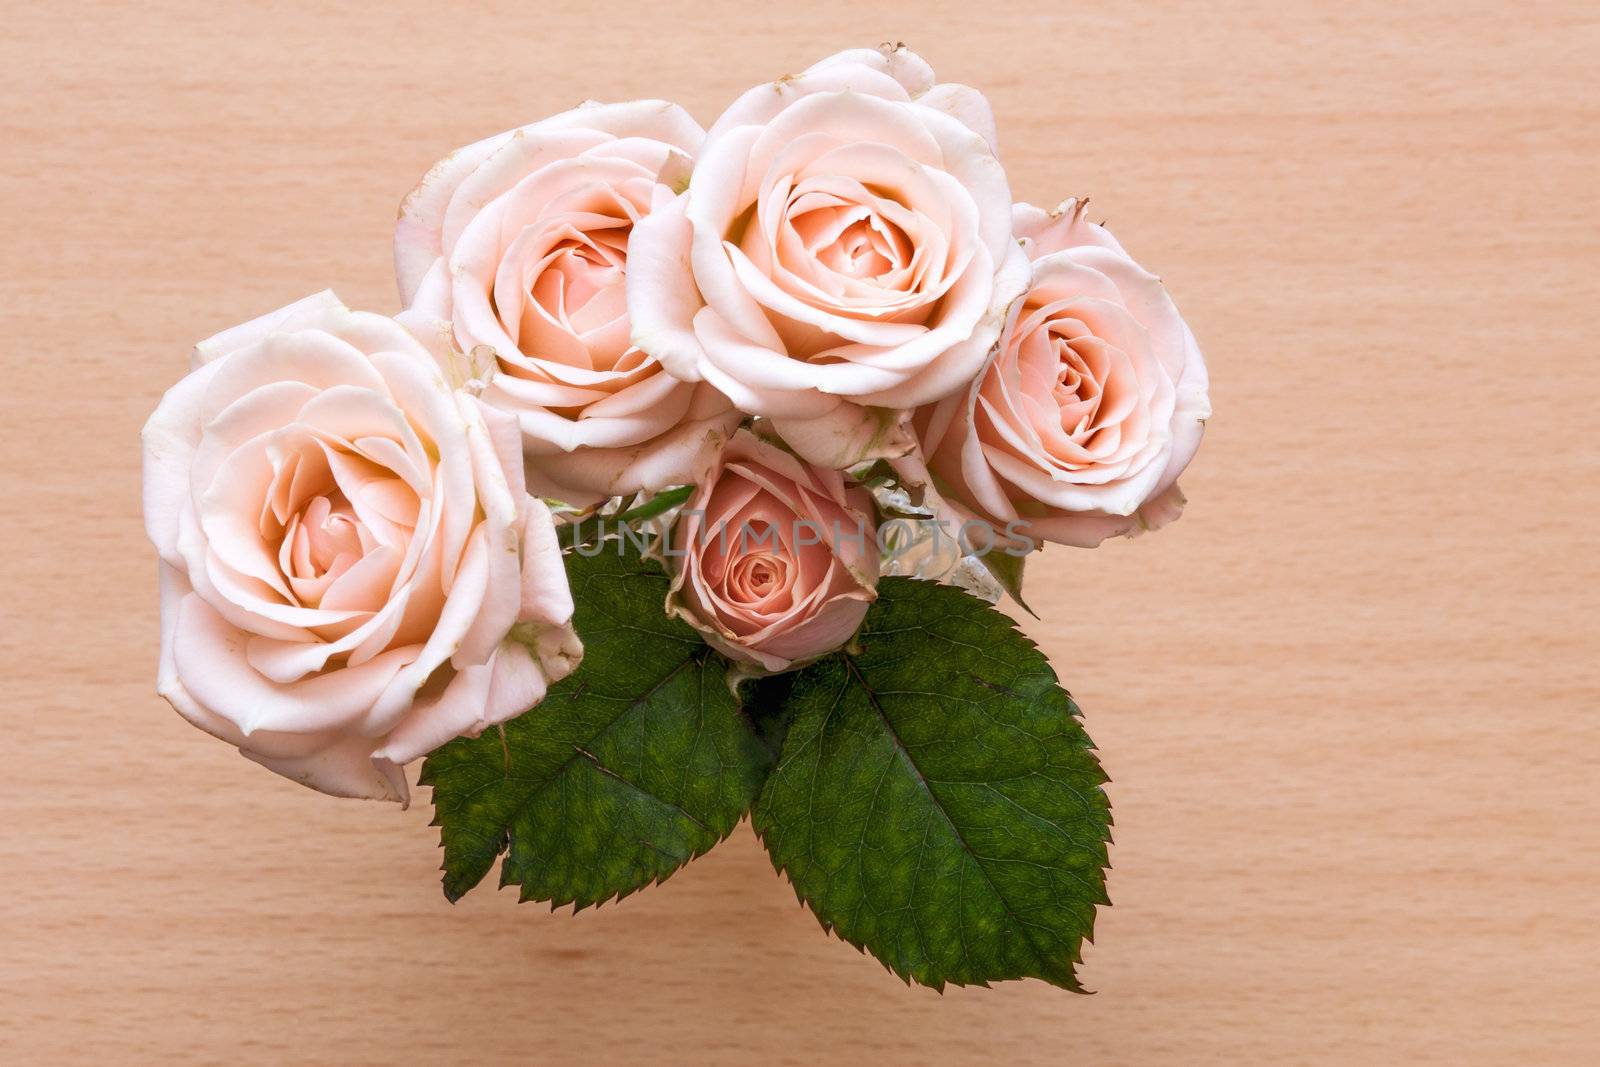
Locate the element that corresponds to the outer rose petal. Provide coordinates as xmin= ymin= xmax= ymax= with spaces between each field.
xmin=703 ymin=45 xmax=934 ymax=141
xmin=516 ymin=497 xmax=576 ymax=629
xmin=142 ymin=359 xmax=221 ymax=565
xmin=396 ymin=132 xmax=515 ymax=303
xmin=191 ymin=290 xmax=349 ymax=368
xmin=372 ymin=639 xmax=562 ymax=768
xmin=1013 ymin=197 xmax=1129 ymax=260
xmin=246 ymin=735 xmax=410 ymax=804
xmin=626 ymin=201 xmax=710 ymax=383
xmin=770 ymin=404 xmax=916 ymax=470
xmin=163 ymin=582 xmax=415 ymax=802
xmin=523 ymin=407 xmax=737 ymax=506
xmin=919 ymin=83 xmax=1001 ymax=152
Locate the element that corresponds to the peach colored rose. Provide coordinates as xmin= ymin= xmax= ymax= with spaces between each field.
xmin=668 ymin=430 xmax=878 ymax=672
xmin=395 ymin=100 xmax=738 ymax=506
xmin=627 ymin=46 xmax=1028 ymax=469
xmin=142 ymin=292 xmax=581 ymax=802
xmin=902 ymin=199 xmax=1211 ymax=548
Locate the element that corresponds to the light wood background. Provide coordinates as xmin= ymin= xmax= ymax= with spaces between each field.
xmin=3 ymin=1 xmax=1596 ymax=1062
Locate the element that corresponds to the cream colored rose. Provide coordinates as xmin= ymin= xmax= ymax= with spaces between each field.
xmin=142 ymin=292 xmax=582 ymax=802
xmin=668 ymin=430 xmax=878 ymax=672
xmin=396 ymin=100 xmax=738 ymax=506
xmin=627 ymin=46 xmax=1027 ymax=469
xmin=903 ymin=199 xmax=1211 ymax=547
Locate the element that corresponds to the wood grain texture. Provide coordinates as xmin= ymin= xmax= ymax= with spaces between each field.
xmin=2 ymin=1 xmax=1596 ymax=1062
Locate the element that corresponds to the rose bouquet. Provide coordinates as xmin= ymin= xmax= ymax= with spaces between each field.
xmin=142 ymin=46 xmax=1209 ymax=991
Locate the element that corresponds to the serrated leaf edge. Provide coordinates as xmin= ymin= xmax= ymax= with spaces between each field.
xmin=752 ymin=577 xmax=1114 ymax=993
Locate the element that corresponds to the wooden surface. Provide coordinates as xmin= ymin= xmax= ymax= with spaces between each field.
xmin=3 ymin=1 xmax=1597 ymax=1062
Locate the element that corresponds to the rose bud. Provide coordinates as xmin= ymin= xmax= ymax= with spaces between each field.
xmin=667 ymin=430 xmax=878 ymax=672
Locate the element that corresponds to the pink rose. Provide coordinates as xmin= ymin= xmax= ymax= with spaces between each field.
xmin=627 ymin=46 xmax=1028 ymax=469
xmin=903 ymin=199 xmax=1211 ymax=547
xmin=141 ymin=292 xmax=582 ymax=802
xmin=668 ymin=430 xmax=878 ymax=672
xmin=395 ymin=101 xmax=738 ymax=506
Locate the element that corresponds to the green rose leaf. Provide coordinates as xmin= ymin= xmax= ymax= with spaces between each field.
xmin=420 ymin=541 xmax=772 ymax=908
xmin=750 ymin=577 xmax=1111 ymax=991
